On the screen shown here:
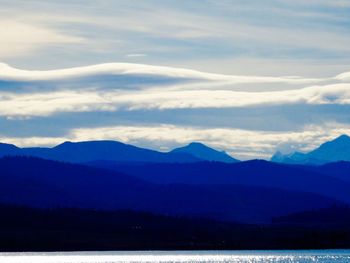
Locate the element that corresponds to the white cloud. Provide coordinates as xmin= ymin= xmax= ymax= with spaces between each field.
xmin=0 ymin=63 xmax=348 ymax=118
xmin=108 ymin=83 xmax=350 ymax=110
xmin=0 ymin=89 xmax=118 ymax=118
xmin=2 ymin=63 xmax=342 ymax=118
xmin=0 ymin=82 xmax=349 ymax=117
xmin=336 ymin=71 xmax=350 ymax=81
xmin=0 ymin=63 xmax=324 ymax=83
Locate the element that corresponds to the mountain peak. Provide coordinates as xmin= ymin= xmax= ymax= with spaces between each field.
xmin=57 ymin=140 xmax=73 ymax=146
xmin=171 ymin=142 xmax=238 ymax=163
xmin=188 ymin=141 xmax=205 ymax=146
xmin=187 ymin=142 xmax=212 ymax=149
xmin=0 ymin=142 xmax=18 ymax=148
xmin=332 ymin=134 xmax=350 ymax=143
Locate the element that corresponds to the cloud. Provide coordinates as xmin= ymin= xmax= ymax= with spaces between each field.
xmin=0 ymin=90 xmax=113 ymax=118
xmin=0 ymin=20 xmax=83 ymax=58
xmin=0 ymin=63 xmax=324 ymax=83
xmin=105 ymin=83 xmax=350 ymax=110
xmin=336 ymin=71 xmax=350 ymax=81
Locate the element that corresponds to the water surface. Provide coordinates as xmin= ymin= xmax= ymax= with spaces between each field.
xmin=1 ymin=250 xmax=350 ymax=262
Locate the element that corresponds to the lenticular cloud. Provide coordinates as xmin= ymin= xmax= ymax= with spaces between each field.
xmin=0 ymin=63 xmax=349 ymax=118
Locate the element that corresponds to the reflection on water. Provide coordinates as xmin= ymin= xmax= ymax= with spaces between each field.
xmin=0 ymin=250 xmax=350 ymax=263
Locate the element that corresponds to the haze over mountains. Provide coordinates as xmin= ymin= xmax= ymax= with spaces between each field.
xmin=1 ymin=134 xmax=349 ymax=164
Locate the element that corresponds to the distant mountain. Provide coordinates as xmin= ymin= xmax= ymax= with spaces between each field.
xmin=0 ymin=140 xmax=201 ymax=163
xmin=292 ymin=161 xmax=350 ymax=183
xmin=171 ymin=142 xmax=238 ymax=163
xmin=0 ymin=156 xmax=341 ymax=223
xmin=89 ymin=159 xmax=350 ymax=204
xmin=308 ymin=134 xmax=350 ymax=162
xmin=271 ymin=134 xmax=350 ymax=165
xmin=271 ymin=151 xmax=309 ymax=164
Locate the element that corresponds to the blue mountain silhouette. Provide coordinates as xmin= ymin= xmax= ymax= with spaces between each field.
xmin=89 ymin=159 xmax=350 ymax=204
xmin=0 ymin=156 xmax=342 ymax=223
xmin=271 ymin=134 xmax=350 ymax=164
xmin=171 ymin=142 xmax=238 ymax=163
xmin=289 ymin=161 xmax=350 ymax=183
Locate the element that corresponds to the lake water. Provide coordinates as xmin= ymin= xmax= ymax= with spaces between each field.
xmin=0 ymin=250 xmax=350 ymax=262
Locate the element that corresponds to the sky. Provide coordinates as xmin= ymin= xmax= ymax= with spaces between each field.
xmin=0 ymin=0 xmax=350 ymax=159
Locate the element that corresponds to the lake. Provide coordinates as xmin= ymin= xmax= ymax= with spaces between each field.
xmin=0 ymin=250 xmax=350 ymax=262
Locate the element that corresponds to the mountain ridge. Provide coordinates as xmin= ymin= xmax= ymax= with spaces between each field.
xmin=0 ymin=156 xmax=343 ymax=223
xmin=0 ymin=140 xmax=204 ymax=163
xmin=271 ymin=134 xmax=350 ymax=165
xmin=0 ymin=140 xmax=241 ymax=163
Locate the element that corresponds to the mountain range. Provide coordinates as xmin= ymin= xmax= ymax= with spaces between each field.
xmin=1 ymin=134 xmax=350 ymax=165
xmin=88 ymin=159 xmax=350 ymax=204
xmin=0 ymin=156 xmax=345 ymax=223
xmin=0 ymin=141 xmax=237 ymax=164
xmin=0 ymin=135 xmax=349 ymax=224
